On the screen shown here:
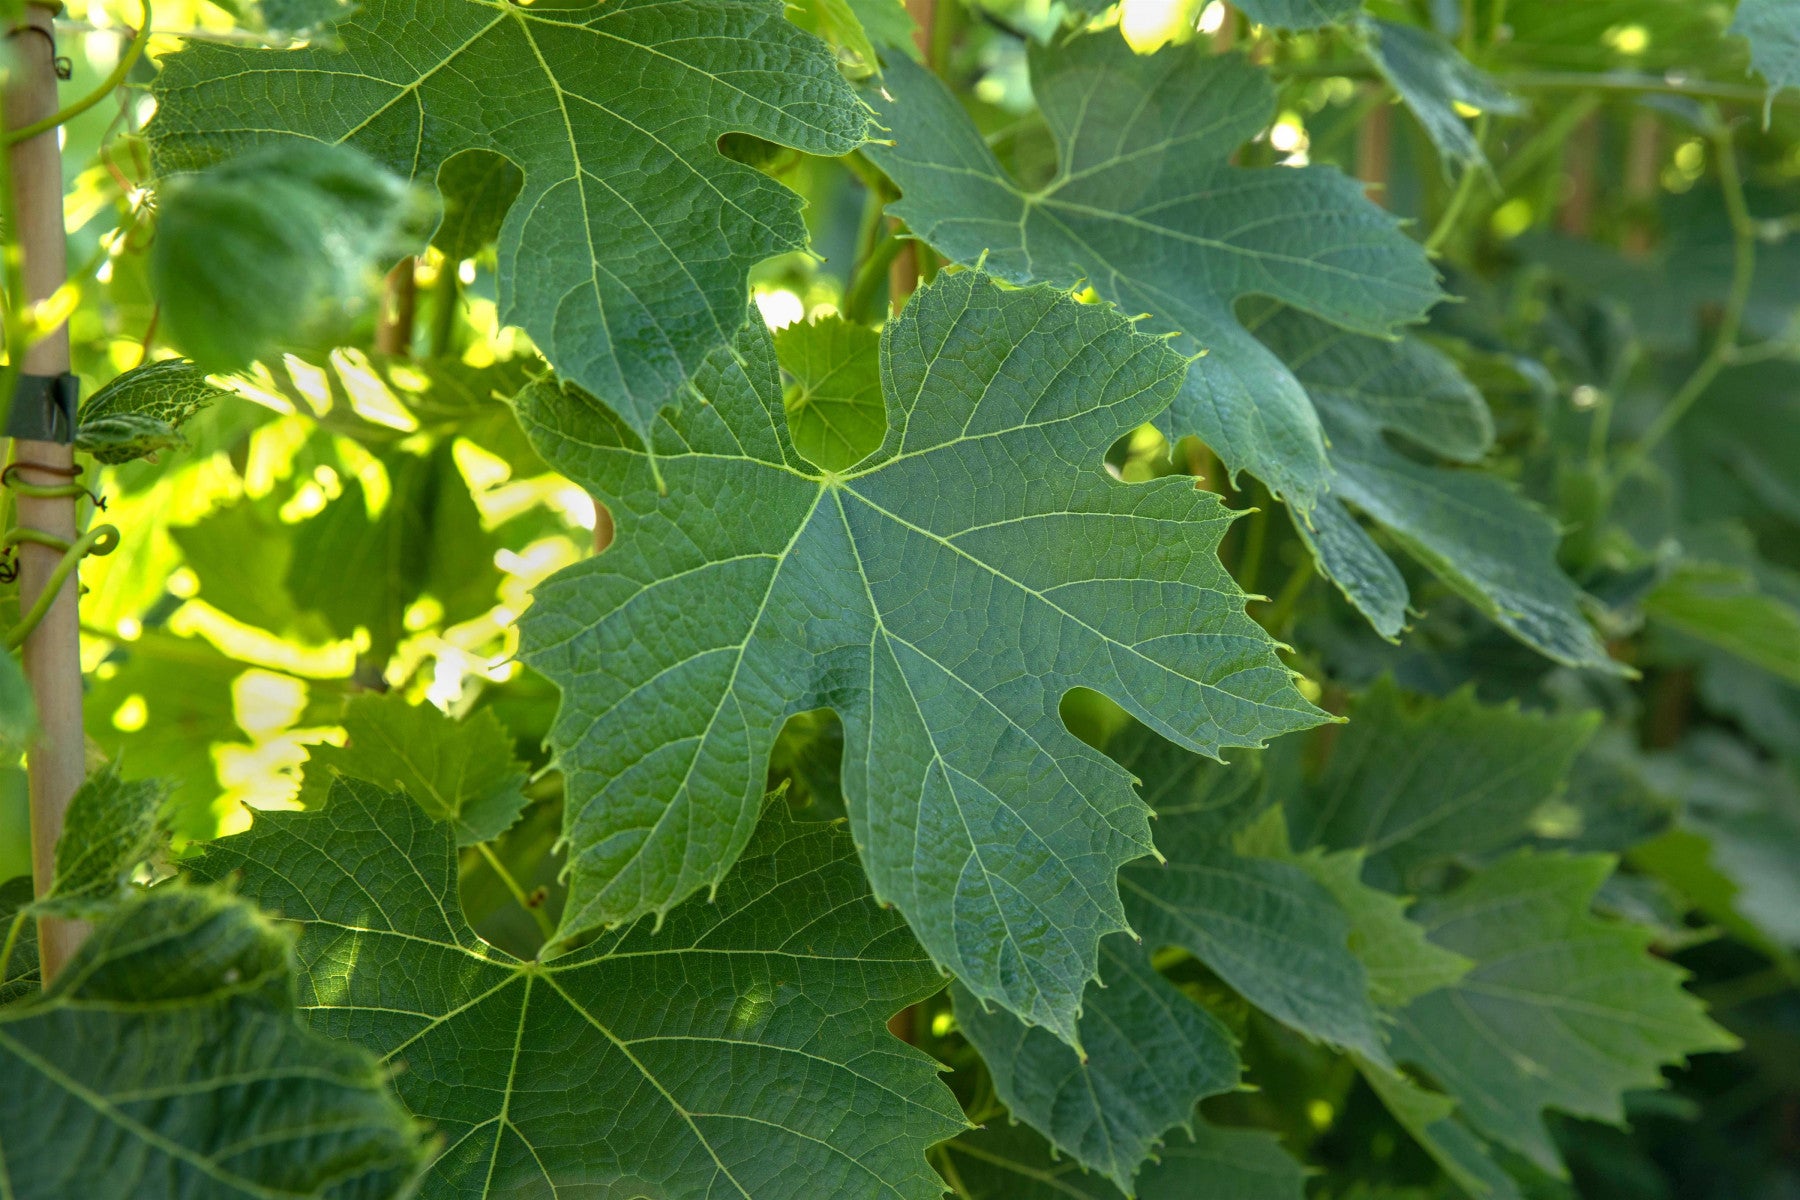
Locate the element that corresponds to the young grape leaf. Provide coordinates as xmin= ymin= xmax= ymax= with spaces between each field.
xmin=774 ymin=314 xmax=886 ymax=472
xmin=1732 ymin=0 xmax=1800 ymax=94
xmin=150 ymin=0 xmax=874 ymax=438
xmin=940 ymin=1118 xmax=1307 ymax=1200
xmin=76 ymin=359 xmax=230 ymax=465
xmin=1250 ymin=306 xmax=1614 ymax=669
xmin=1357 ymin=1058 xmax=1522 ymax=1200
xmin=0 ymin=886 xmax=427 ymax=1200
xmin=950 ymin=934 xmax=1240 ymax=1193
xmin=196 ymin=777 xmax=967 ymax=1199
xmin=1358 ymin=19 xmax=1523 ymax=173
xmin=1645 ymin=559 xmax=1800 ymax=686
xmin=866 ymin=34 xmax=1441 ymax=511
xmin=1287 ymin=848 xmax=1471 ymax=1008
xmin=150 ymin=142 xmax=422 ymax=372
xmin=1287 ymin=678 xmax=1598 ymax=890
xmin=35 ymin=765 xmax=170 ymax=919
xmin=298 ymin=693 xmax=528 ymax=845
xmin=1390 ymin=852 xmax=1739 ymax=1176
xmin=514 ymin=270 xmax=1327 ymax=1044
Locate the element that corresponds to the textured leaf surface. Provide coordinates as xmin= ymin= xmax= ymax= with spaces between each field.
xmin=430 ymin=149 xmax=525 ymax=263
xmin=515 ymin=271 xmax=1326 ymax=1043
xmin=1390 ymin=853 xmax=1738 ymax=1175
xmin=1252 ymin=306 xmax=1612 ymax=667
xmin=76 ymin=359 xmax=230 ymax=465
xmin=0 ymin=887 xmax=427 ymax=1200
xmin=1733 ymin=0 xmax=1800 ymax=93
xmin=1289 ymin=848 xmax=1471 ymax=1008
xmin=0 ymin=875 xmax=39 ymax=1005
xmin=198 ymin=778 xmax=966 ymax=1198
xmin=298 ymin=693 xmax=528 ymax=845
xmin=1360 ymin=19 xmax=1523 ymax=173
xmin=150 ymin=0 xmax=873 ymax=437
xmin=37 ymin=766 xmax=169 ymax=918
xmin=774 ymin=314 xmax=886 ymax=472
xmin=940 ymin=1119 xmax=1307 ymax=1200
xmin=866 ymin=35 xmax=1441 ymax=511
xmin=1358 ymin=1059 xmax=1521 ymax=1200
xmin=1287 ymin=679 xmax=1597 ymax=890
xmin=950 ymin=934 xmax=1239 ymax=1192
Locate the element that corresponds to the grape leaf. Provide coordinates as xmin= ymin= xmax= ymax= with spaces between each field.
xmin=150 ymin=142 xmax=421 ymax=372
xmin=0 ymin=875 xmax=39 ymax=1005
xmin=36 ymin=765 xmax=170 ymax=919
xmin=1390 ymin=852 xmax=1739 ymax=1176
xmin=0 ymin=886 xmax=427 ymax=1200
xmin=514 ymin=270 xmax=1327 ymax=1043
xmin=196 ymin=778 xmax=966 ymax=1198
xmin=430 ymin=149 xmax=525 ymax=263
xmin=939 ymin=1118 xmax=1307 ymax=1200
xmin=866 ymin=35 xmax=1441 ymax=511
xmin=774 ymin=314 xmax=886 ymax=472
xmin=1358 ymin=19 xmax=1523 ymax=173
xmin=787 ymin=0 xmax=919 ymax=71
xmin=298 ymin=693 xmax=528 ymax=845
xmin=1250 ymin=306 xmax=1614 ymax=668
xmin=150 ymin=0 xmax=874 ymax=438
xmin=1060 ymin=0 xmax=1360 ymax=27
xmin=1287 ymin=678 xmax=1598 ymax=890
xmin=1645 ymin=559 xmax=1800 ymax=686
xmin=1288 ymin=848 xmax=1471 ymax=1008
xmin=950 ymin=934 xmax=1240 ymax=1193
xmin=1732 ymin=0 xmax=1800 ymax=94
xmin=76 ymin=359 xmax=230 ymax=465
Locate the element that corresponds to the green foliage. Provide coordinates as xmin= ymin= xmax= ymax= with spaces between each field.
xmin=149 ymin=0 xmax=874 ymax=438
xmin=515 ymin=270 xmax=1324 ymax=1042
xmin=774 ymin=314 xmax=887 ymax=471
xmin=198 ymin=776 xmax=966 ymax=1197
xmin=76 ymin=359 xmax=231 ymax=465
xmin=1733 ymin=0 xmax=1800 ymax=93
xmin=0 ymin=887 xmax=428 ymax=1199
xmin=150 ymin=142 xmax=420 ymax=371
xmin=35 ymin=765 xmax=168 ymax=918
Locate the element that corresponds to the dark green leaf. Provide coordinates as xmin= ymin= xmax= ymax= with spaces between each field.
xmin=150 ymin=0 xmax=874 ymax=438
xmin=77 ymin=359 xmax=231 ymax=465
xmin=950 ymin=935 xmax=1239 ymax=1192
xmin=429 ymin=149 xmax=525 ymax=263
xmin=1360 ymin=19 xmax=1523 ymax=174
xmin=515 ymin=270 xmax=1327 ymax=1044
xmin=866 ymin=35 xmax=1441 ymax=511
xmin=0 ymin=886 xmax=428 ymax=1199
xmin=197 ymin=778 xmax=967 ymax=1199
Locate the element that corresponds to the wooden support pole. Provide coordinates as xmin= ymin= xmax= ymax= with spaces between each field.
xmin=9 ymin=4 xmax=85 ymax=980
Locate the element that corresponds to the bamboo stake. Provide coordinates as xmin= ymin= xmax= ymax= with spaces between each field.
xmin=9 ymin=3 xmax=85 ymax=980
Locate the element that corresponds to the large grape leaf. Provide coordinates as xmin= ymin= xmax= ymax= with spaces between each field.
xmin=196 ymin=777 xmax=966 ymax=1198
xmin=1732 ymin=0 xmax=1800 ymax=93
xmin=0 ymin=886 xmax=427 ymax=1200
xmin=1250 ymin=307 xmax=1614 ymax=668
xmin=939 ymin=1119 xmax=1307 ymax=1200
xmin=950 ymin=935 xmax=1240 ymax=1193
xmin=514 ymin=270 xmax=1327 ymax=1043
xmin=298 ymin=692 xmax=529 ymax=845
xmin=1287 ymin=678 xmax=1598 ymax=890
xmin=865 ymin=34 xmax=1441 ymax=513
xmin=149 ymin=0 xmax=873 ymax=437
xmin=1390 ymin=852 xmax=1738 ymax=1176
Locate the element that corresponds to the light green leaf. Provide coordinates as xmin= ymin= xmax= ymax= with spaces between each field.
xmin=1359 ymin=19 xmax=1524 ymax=174
xmin=0 ymin=886 xmax=427 ymax=1200
xmin=150 ymin=0 xmax=874 ymax=439
xmin=774 ymin=314 xmax=887 ymax=472
xmin=514 ymin=270 xmax=1326 ymax=1043
xmin=1646 ymin=560 xmax=1800 ymax=685
xmin=1390 ymin=853 xmax=1739 ymax=1176
xmin=150 ymin=142 xmax=421 ymax=372
xmin=197 ymin=778 xmax=967 ymax=1199
xmin=1289 ymin=848 xmax=1471 ymax=1008
xmin=787 ymin=0 xmax=920 ymax=71
xmin=1732 ymin=0 xmax=1800 ymax=93
xmin=37 ymin=765 xmax=170 ymax=919
xmin=429 ymin=148 xmax=525 ymax=263
xmin=1358 ymin=1058 xmax=1522 ymax=1200
xmin=939 ymin=1118 xmax=1308 ymax=1200
xmin=299 ymin=693 xmax=528 ymax=845
xmin=77 ymin=359 xmax=231 ymax=465
xmin=1287 ymin=678 xmax=1598 ymax=890
xmin=866 ymin=35 xmax=1442 ymax=511
xmin=1252 ymin=307 xmax=1613 ymax=668
xmin=950 ymin=934 xmax=1239 ymax=1193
